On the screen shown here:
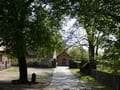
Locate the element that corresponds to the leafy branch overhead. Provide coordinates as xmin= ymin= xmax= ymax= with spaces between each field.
xmin=0 ymin=0 xmax=65 ymax=83
xmin=0 ymin=0 xmax=120 ymax=83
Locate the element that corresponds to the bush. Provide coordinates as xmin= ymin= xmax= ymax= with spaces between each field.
xmin=27 ymin=61 xmax=53 ymax=68
xmin=69 ymin=60 xmax=80 ymax=68
xmin=27 ymin=61 xmax=40 ymax=67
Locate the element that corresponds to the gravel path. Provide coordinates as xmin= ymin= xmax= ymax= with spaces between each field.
xmin=44 ymin=66 xmax=91 ymax=90
xmin=0 ymin=66 xmax=109 ymax=90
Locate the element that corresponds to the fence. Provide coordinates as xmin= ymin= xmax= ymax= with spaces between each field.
xmin=91 ymin=69 xmax=120 ymax=90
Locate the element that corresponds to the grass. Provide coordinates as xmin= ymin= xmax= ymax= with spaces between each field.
xmin=4 ymin=67 xmax=19 ymax=72
xmin=97 ymin=65 xmax=120 ymax=75
xmin=75 ymin=73 xmax=97 ymax=82
xmin=70 ymin=69 xmax=96 ymax=83
xmin=70 ymin=68 xmax=112 ymax=90
xmin=97 ymin=66 xmax=113 ymax=74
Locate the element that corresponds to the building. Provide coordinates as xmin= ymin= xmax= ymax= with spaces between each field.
xmin=57 ymin=52 xmax=72 ymax=66
xmin=0 ymin=47 xmax=11 ymax=70
xmin=42 ymin=54 xmax=54 ymax=67
xmin=39 ymin=51 xmax=57 ymax=67
xmin=26 ymin=54 xmax=37 ymax=62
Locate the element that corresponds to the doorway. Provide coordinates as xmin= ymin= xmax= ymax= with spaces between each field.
xmin=62 ymin=59 xmax=66 ymax=66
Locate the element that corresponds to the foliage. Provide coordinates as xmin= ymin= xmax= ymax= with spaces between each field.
xmin=70 ymin=68 xmax=112 ymax=90
xmin=68 ymin=47 xmax=88 ymax=61
xmin=52 ymin=0 xmax=120 ymax=70
xmin=0 ymin=0 xmax=65 ymax=83
xmin=0 ymin=0 xmax=65 ymax=57
xmin=37 ymin=34 xmax=65 ymax=59
xmin=97 ymin=65 xmax=115 ymax=74
xmin=101 ymin=41 xmax=120 ymax=74
xmin=27 ymin=61 xmax=40 ymax=67
xmin=0 ymin=0 xmax=120 ymax=81
xmin=70 ymin=68 xmax=96 ymax=82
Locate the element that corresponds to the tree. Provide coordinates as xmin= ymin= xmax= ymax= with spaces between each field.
xmin=0 ymin=0 xmax=64 ymax=83
xmin=68 ymin=47 xmax=88 ymax=61
xmin=68 ymin=0 xmax=120 ymax=70
xmin=44 ymin=0 xmax=120 ymax=71
xmin=0 ymin=0 xmax=33 ymax=83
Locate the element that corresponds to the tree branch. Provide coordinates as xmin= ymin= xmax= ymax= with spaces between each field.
xmin=106 ymin=13 xmax=120 ymax=22
xmin=26 ymin=0 xmax=34 ymax=7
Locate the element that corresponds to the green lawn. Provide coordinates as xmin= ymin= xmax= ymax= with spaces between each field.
xmin=4 ymin=67 xmax=19 ymax=72
xmin=70 ymin=68 xmax=112 ymax=90
xmin=4 ymin=67 xmax=53 ymax=81
xmin=70 ymin=69 xmax=96 ymax=83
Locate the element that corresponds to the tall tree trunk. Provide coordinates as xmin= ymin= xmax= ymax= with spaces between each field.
xmin=89 ymin=41 xmax=96 ymax=69
xmin=18 ymin=56 xmax=28 ymax=83
xmin=15 ymin=31 xmax=28 ymax=83
xmin=95 ymin=45 xmax=99 ymax=56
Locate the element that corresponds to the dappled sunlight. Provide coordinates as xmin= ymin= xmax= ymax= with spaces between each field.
xmin=0 ymin=67 xmax=54 ymax=90
xmin=47 ymin=66 xmax=91 ymax=90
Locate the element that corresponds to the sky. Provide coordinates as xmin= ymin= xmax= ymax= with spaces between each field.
xmin=60 ymin=17 xmax=89 ymax=50
xmin=60 ymin=17 xmax=105 ymax=53
xmin=0 ymin=46 xmax=5 ymax=51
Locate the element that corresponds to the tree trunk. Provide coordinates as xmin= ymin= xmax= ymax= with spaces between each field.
xmin=14 ymin=31 xmax=28 ymax=84
xmin=89 ymin=41 xmax=96 ymax=69
xmin=95 ymin=45 xmax=99 ymax=56
xmin=18 ymin=56 xmax=28 ymax=83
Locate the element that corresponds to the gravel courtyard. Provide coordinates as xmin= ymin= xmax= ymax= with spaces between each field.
xmin=0 ymin=66 xmax=111 ymax=90
xmin=0 ymin=67 xmax=54 ymax=90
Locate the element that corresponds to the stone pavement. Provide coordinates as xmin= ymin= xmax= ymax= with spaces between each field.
xmin=44 ymin=66 xmax=91 ymax=90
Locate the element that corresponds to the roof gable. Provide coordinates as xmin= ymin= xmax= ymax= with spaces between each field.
xmin=57 ymin=52 xmax=71 ymax=58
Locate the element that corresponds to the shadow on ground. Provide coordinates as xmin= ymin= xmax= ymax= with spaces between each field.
xmin=0 ymin=67 xmax=54 ymax=90
xmin=0 ymin=80 xmax=51 ymax=90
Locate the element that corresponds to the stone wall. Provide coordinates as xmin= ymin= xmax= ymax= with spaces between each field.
xmin=91 ymin=69 xmax=120 ymax=90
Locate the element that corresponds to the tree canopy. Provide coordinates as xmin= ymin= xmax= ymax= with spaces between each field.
xmin=44 ymin=0 xmax=120 ymax=73
xmin=68 ymin=47 xmax=88 ymax=61
xmin=0 ymin=0 xmax=65 ymax=83
xmin=0 ymin=0 xmax=120 ymax=83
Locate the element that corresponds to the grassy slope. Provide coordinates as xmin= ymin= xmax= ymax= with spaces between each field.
xmin=70 ymin=68 xmax=112 ymax=90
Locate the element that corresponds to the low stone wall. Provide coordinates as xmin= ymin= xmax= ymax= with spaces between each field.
xmin=91 ymin=69 xmax=120 ymax=90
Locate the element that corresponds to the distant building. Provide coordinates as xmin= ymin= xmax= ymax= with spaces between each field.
xmin=57 ymin=52 xmax=72 ymax=66
xmin=40 ymin=51 xmax=57 ymax=67
xmin=0 ymin=47 xmax=11 ymax=70
xmin=26 ymin=51 xmax=57 ymax=68
xmin=43 ymin=54 xmax=54 ymax=67
xmin=26 ymin=54 xmax=37 ymax=62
